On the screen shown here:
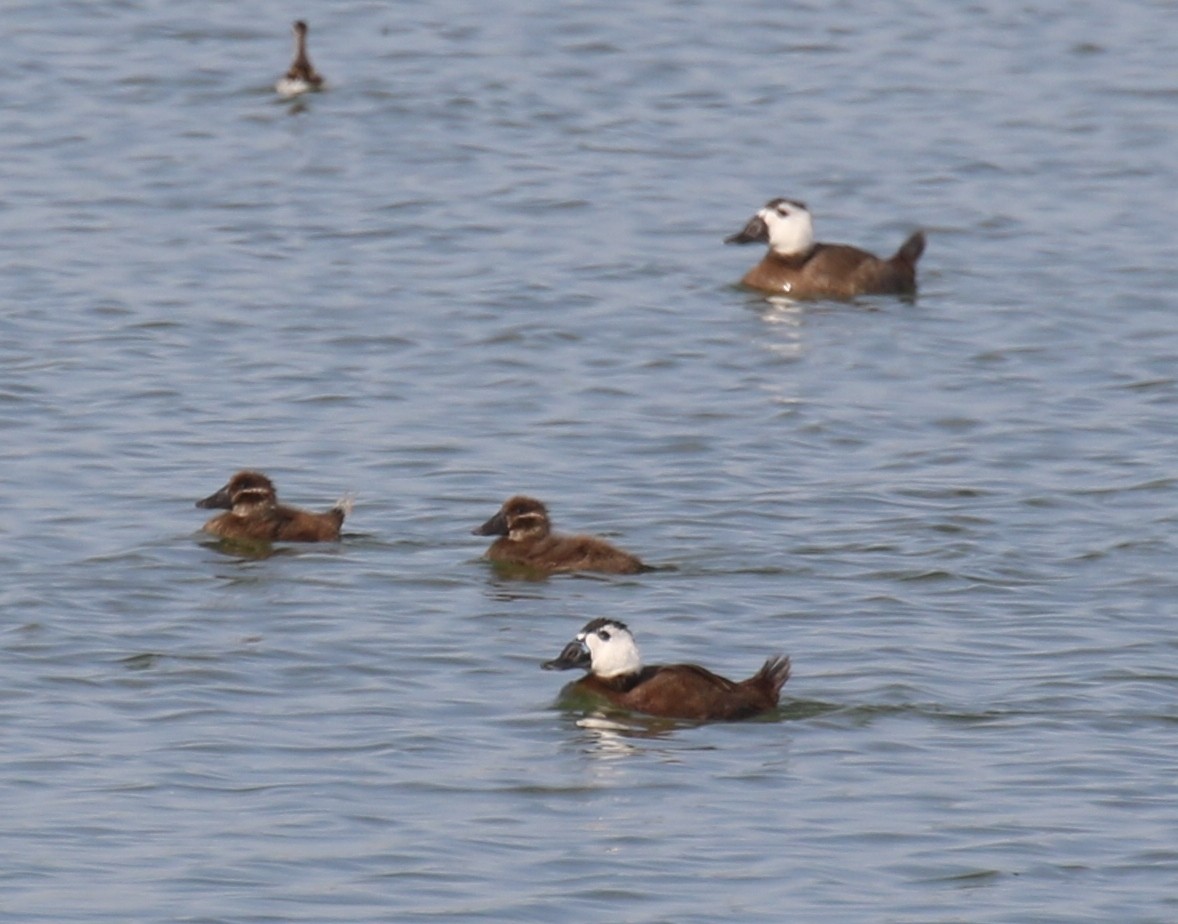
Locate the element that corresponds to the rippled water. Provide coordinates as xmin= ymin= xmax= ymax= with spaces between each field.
xmin=3 ymin=0 xmax=1178 ymax=921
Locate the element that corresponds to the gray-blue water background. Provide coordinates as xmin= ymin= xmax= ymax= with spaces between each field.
xmin=2 ymin=1 xmax=1177 ymax=921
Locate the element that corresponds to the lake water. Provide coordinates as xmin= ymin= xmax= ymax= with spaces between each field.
xmin=2 ymin=0 xmax=1177 ymax=920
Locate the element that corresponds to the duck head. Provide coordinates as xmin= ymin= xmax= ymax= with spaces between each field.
xmin=726 ymin=198 xmax=815 ymax=257
xmin=543 ymin=617 xmax=643 ymax=678
xmin=196 ymin=470 xmax=277 ymax=513
xmin=473 ymin=495 xmax=551 ymax=540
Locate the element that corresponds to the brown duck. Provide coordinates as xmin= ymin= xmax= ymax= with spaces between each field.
xmin=195 ymin=470 xmax=351 ymax=542
xmin=472 ymin=496 xmax=649 ymax=575
xmin=275 ymin=20 xmax=324 ymax=97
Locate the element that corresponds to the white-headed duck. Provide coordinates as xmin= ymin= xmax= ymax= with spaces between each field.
xmin=727 ymin=198 xmax=924 ymax=299
xmin=544 ymin=618 xmax=791 ymax=721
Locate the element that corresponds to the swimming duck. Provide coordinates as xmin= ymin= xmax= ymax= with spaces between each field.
xmin=543 ymin=618 xmax=791 ymax=721
xmin=726 ymin=198 xmax=925 ymax=299
xmin=472 ymin=495 xmax=649 ymax=575
xmin=195 ymin=470 xmax=351 ymax=542
xmin=275 ymin=20 xmax=324 ymax=98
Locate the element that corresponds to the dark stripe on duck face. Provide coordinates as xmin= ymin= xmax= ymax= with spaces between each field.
xmin=473 ymin=496 xmax=552 ymax=539
xmin=504 ymin=510 xmax=548 ymax=540
xmin=195 ymin=471 xmax=276 ymax=510
xmin=229 ymin=487 xmax=276 ymax=512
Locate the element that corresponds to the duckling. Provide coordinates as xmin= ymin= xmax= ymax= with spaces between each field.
xmin=543 ymin=618 xmax=791 ymax=720
xmin=726 ymin=198 xmax=924 ymax=299
xmin=275 ymin=20 xmax=324 ymax=98
xmin=472 ymin=495 xmax=649 ymax=575
xmin=195 ymin=470 xmax=351 ymax=542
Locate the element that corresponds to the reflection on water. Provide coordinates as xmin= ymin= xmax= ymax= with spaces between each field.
xmin=567 ymin=713 xmax=692 ymax=767
xmin=201 ymin=537 xmax=286 ymax=560
xmin=756 ymin=298 xmax=806 ymax=362
xmin=577 ymin=714 xmax=672 ymax=755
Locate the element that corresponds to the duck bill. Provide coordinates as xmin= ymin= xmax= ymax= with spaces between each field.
xmin=724 ymin=214 xmax=768 ymax=245
xmin=195 ymin=484 xmax=233 ymax=510
xmin=542 ymin=640 xmax=590 ymax=671
xmin=472 ymin=509 xmax=508 ymax=536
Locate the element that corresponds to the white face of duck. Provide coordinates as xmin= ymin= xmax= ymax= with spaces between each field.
xmin=759 ymin=199 xmax=815 ymax=256
xmin=581 ymin=620 xmax=643 ymax=678
xmin=728 ymin=198 xmax=816 ymax=257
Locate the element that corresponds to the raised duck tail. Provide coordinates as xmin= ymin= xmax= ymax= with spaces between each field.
xmin=754 ymin=654 xmax=792 ymax=702
xmin=891 ymin=230 xmax=926 ymax=268
xmin=330 ymin=494 xmax=355 ymax=526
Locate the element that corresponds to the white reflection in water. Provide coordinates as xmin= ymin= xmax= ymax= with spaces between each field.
xmin=758 ymin=299 xmax=805 ymax=361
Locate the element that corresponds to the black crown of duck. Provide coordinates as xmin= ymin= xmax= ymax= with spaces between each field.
xmin=196 ymin=470 xmax=352 ymax=542
xmin=726 ymin=198 xmax=925 ymax=299
xmin=543 ymin=618 xmax=791 ymax=721
xmin=472 ymin=495 xmax=649 ymax=575
xmin=275 ymin=20 xmax=324 ymax=98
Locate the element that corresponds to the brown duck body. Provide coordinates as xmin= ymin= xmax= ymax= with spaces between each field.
xmin=739 ymin=235 xmax=924 ymax=299
xmin=474 ymin=495 xmax=648 ymax=575
xmin=567 ymin=658 xmax=791 ymax=721
xmin=196 ymin=470 xmax=349 ymax=542
xmin=484 ymin=533 xmax=648 ymax=574
xmin=201 ymin=504 xmax=346 ymax=542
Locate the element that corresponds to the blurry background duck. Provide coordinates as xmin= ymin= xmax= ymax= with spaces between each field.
xmin=472 ymin=495 xmax=650 ymax=575
xmin=543 ymin=618 xmax=791 ymax=721
xmin=275 ymin=20 xmax=324 ymax=98
xmin=726 ymin=197 xmax=924 ymax=299
xmin=195 ymin=470 xmax=352 ymax=542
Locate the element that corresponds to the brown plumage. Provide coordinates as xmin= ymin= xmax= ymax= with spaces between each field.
xmin=727 ymin=197 xmax=924 ymax=299
xmin=275 ymin=20 xmax=324 ymax=97
xmin=543 ymin=618 xmax=791 ymax=721
xmin=195 ymin=470 xmax=351 ymax=542
xmin=472 ymin=495 xmax=649 ymax=575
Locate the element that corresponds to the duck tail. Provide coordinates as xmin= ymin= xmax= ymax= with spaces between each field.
xmin=331 ymin=493 xmax=355 ymax=523
xmin=891 ymin=230 xmax=926 ymax=268
xmin=754 ymin=654 xmax=791 ymax=701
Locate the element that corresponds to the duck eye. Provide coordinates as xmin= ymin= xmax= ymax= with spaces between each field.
xmin=598 ymin=630 xmax=611 ymax=641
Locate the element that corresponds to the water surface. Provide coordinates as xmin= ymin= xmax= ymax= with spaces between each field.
xmin=2 ymin=1 xmax=1178 ymax=921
